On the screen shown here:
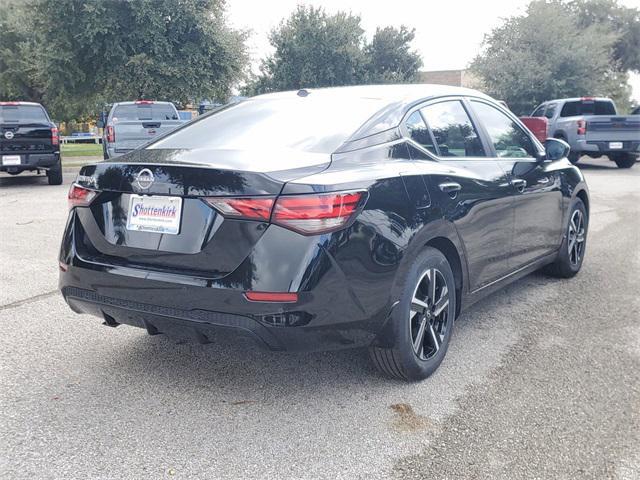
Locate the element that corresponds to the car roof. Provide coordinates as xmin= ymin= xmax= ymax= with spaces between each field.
xmin=545 ymin=97 xmax=613 ymax=104
xmin=253 ymin=84 xmax=495 ymax=142
xmin=255 ymin=83 xmax=491 ymax=106
xmin=112 ymin=101 xmax=175 ymax=106
xmin=0 ymin=101 xmax=44 ymax=106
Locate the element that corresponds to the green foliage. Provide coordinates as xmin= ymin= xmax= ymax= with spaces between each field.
xmin=569 ymin=0 xmax=640 ymax=72
xmin=245 ymin=6 xmax=422 ymax=94
xmin=471 ymin=1 xmax=622 ymax=115
xmin=0 ymin=0 xmax=249 ymax=121
xmin=364 ymin=26 xmax=423 ymax=83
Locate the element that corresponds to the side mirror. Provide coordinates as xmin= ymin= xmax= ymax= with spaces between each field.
xmin=96 ymin=112 xmax=106 ymax=129
xmin=543 ymin=137 xmax=570 ymax=162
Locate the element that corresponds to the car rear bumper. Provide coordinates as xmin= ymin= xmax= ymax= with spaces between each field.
xmin=576 ymin=139 xmax=640 ymax=155
xmin=0 ymin=152 xmax=59 ymax=171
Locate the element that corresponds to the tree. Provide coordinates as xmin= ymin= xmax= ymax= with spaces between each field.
xmin=364 ymin=26 xmax=423 ymax=83
xmin=245 ymin=6 xmax=422 ymax=94
xmin=569 ymin=0 xmax=640 ymax=72
xmin=247 ymin=6 xmax=365 ymax=94
xmin=0 ymin=0 xmax=250 ymax=121
xmin=470 ymin=1 xmax=617 ymax=115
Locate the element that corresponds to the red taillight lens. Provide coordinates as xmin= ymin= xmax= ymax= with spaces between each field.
xmin=204 ymin=191 xmax=366 ymax=235
xmin=245 ymin=291 xmax=298 ymax=303
xmin=204 ymin=197 xmax=275 ymax=221
xmin=106 ymin=125 xmax=115 ymax=143
xmin=68 ymin=184 xmax=97 ymax=209
xmin=51 ymin=126 xmax=59 ymax=146
xmin=577 ymin=120 xmax=587 ymax=135
xmin=272 ymin=191 xmax=365 ymax=235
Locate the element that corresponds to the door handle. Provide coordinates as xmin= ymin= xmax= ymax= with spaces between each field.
xmin=439 ymin=182 xmax=462 ymax=198
xmin=511 ymin=179 xmax=527 ymax=192
xmin=537 ymin=177 xmax=550 ymax=184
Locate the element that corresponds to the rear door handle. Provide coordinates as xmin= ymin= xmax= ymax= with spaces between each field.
xmin=537 ymin=177 xmax=550 ymax=184
xmin=438 ymin=182 xmax=462 ymax=197
xmin=511 ymin=178 xmax=527 ymax=192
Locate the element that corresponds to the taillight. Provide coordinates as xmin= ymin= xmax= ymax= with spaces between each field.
xmin=106 ymin=125 xmax=115 ymax=143
xmin=272 ymin=191 xmax=366 ymax=235
xmin=204 ymin=197 xmax=275 ymax=221
xmin=68 ymin=184 xmax=97 ymax=209
xmin=577 ymin=120 xmax=587 ymax=135
xmin=51 ymin=126 xmax=59 ymax=146
xmin=204 ymin=191 xmax=367 ymax=235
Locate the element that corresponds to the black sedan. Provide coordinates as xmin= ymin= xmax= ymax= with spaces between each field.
xmin=59 ymin=85 xmax=589 ymax=381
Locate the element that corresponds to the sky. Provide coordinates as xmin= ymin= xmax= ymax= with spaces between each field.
xmin=227 ymin=0 xmax=640 ymax=103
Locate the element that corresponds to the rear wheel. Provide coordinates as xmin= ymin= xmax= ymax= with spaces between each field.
xmin=47 ymin=158 xmax=63 ymax=185
xmin=544 ymin=198 xmax=587 ymax=278
xmin=369 ymin=247 xmax=456 ymax=381
xmin=612 ymin=153 xmax=636 ymax=169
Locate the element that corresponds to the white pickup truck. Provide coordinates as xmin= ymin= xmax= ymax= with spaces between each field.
xmin=531 ymin=97 xmax=640 ymax=168
xmin=100 ymin=101 xmax=184 ymax=159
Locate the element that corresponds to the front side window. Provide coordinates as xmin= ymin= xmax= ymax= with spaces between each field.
xmin=531 ymin=105 xmax=545 ymax=117
xmin=471 ymin=101 xmax=536 ymax=159
xmin=405 ymin=111 xmax=437 ymax=155
xmin=419 ymin=101 xmax=485 ymax=157
xmin=544 ymin=104 xmax=556 ymax=119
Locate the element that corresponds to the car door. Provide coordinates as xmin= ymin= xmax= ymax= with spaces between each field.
xmin=406 ymin=99 xmax=515 ymax=291
xmin=468 ymin=99 xmax=564 ymax=270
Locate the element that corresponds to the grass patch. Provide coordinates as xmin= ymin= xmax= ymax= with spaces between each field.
xmin=61 ymin=143 xmax=103 ymax=158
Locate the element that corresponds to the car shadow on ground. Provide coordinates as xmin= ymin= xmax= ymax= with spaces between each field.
xmin=89 ymin=270 xmax=562 ymax=393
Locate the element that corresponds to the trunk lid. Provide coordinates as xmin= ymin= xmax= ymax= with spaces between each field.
xmin=73 ymin=148 xmax=330 ymax=277
xmin=0 ymin=123 xmax=54 ymax=154
xmin=585 ymin=115 xmax=640 ymax=142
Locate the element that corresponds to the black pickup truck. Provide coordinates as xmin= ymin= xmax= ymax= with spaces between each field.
xmin=0 ymin=102 xmax=62 ymax=185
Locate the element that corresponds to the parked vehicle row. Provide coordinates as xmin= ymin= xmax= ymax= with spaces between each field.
xmin=0 ymin=102 xmax=62 ymax=184
xmin=530 ymin=97 xmax=639 ymax=168
xmin=59 ymin=85 xmax=590 ymax=381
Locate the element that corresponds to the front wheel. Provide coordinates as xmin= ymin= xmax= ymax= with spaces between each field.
xmin=612 ymin=153 xmax=636 ymax=169
xmin=544 ymin=198 xmax=588 ymax=278
xmin=369 ymin=247 xmax=456 ymax=381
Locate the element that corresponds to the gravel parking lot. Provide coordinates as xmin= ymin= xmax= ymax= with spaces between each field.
xmin=1 ymin=158 xmax=639 ymax=479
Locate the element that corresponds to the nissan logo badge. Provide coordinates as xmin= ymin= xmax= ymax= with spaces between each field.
xmin=4 ymin=131 xmax=14 ymax=140
xmin=135 ymin=168 xmax=154 ymax=190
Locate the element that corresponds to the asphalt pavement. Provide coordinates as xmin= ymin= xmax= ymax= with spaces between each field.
xmin=1 ymin=157 xmax=638 ymax=479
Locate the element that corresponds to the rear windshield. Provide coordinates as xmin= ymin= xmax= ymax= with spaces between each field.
xmin=560 ymin=100 xmax=616 ymax=117
xmin=0 ymin=105 xmax=49 ymax=123
xmin=149 ymin=96 xmax=387 ymax=154
xmin=112 ymin=104 xmax=178 ymax=121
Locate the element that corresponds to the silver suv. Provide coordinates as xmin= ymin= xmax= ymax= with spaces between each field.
xmin=101 ymin=101 xmax=183 ymax=159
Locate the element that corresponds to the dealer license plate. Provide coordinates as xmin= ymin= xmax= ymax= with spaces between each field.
xmin=2 ymin=155 xmax=21 ymax=166
xmin=126 ymin=195 xmax=182 ymax=235
xmin=609 ymin=142 xmax=623 ymax=149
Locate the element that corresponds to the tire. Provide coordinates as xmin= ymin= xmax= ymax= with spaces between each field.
xmin=612 ymin=153 xmax=636 ymax=169
xmin=568 ymin=151 xmax=580 ymax=165
xmin=369 ymin=247 xmax=456 ymax=381
xmin=47 ymin=158 xmax=63 ymax=185
xmin=544 ymin=198 xmax=588 ymax=278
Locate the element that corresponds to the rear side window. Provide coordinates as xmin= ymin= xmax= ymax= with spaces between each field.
xmin=560 ymin=100 xmax=616 ymax=117
xmin=0 ymin=105 xmax=49 ymax=123
xmin=420 ymin=101 xmax=486 ymax=157
xmin=112 ymin=104 xmax=178 ymax=121
xmin=405 ymin=111 xmax=437 ymax=155
xmin=471 ymin=101 xmax=536 ymax=158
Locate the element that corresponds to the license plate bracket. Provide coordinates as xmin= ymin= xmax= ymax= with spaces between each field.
xmin=2 ymin=155 xmax=21 ymax=166
xmin=126 ymin=195 xmax=182 ymax=235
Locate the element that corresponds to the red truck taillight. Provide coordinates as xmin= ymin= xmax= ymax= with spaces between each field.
xmin=51 ymin=126 xmax=59 ymax=146
xmin=577 ymin=120 xmax=587 ymax=135
xmin=203 ymin=191 xmax=367 ymax=235
xmin=106 ymin=125 xmax=115 ymax=143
